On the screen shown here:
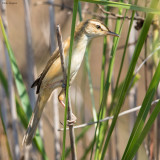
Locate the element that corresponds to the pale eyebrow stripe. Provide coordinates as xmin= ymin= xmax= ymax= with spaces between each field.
xmin=89 ymin=20 xmax=101 ymax=25
xmin=89 ymin=20 xmax=106 ymax=30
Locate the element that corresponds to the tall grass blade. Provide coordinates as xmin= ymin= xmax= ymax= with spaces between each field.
xmin=0 ymin=104 xmax=12 ymax=160
xmin=110 ymin=10 xmax=136 ymax=111
xmin=122 ymin=54 xmax=160 ymax=159
xmin=0 ymin=16 xmax=48 ymax=160
xmin=0 ymin=16 xmax=32 ymax=118
xmin=85 ymin=46 xmax=97 ymax=122
xmin=80 ymin=0 xmax=160 ymax=14
xmin=100 ymin=0 xmax=159 ymax=158
xmin=94 ymin=6 xmax=124 ymax=159
xmin=61 ymin=0 xmax=78 ymax=159
xmin=127 ymin=100 xmax=160 ymax=160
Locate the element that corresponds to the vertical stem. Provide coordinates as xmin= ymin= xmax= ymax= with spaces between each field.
xmin=128 ymin=20 xmax=138 ymax=160
xmin=52 ymin=90 xmax=61 ymax=160
xmin=94 ymin=9 xmax=124 ymax=160
xmin=49 ymin=0 xmax=56 ymax=53
xmin=114 ymin=126 xmax=120 ymax=160
xmin=49 ymin=1 xmax=61 ymax=159
xmin=56 ymin=23 xmax=77 ymax=160
xmin=23 ymin=0 xmax=36 ymax=110
xmin=85 ymin=46 xmax=97 ymax=123
xmin=152 ymin=15 xmax=159 ymax=160
xmin=61 ymin=0 xmax=78 ymax=159
xmin=144 ymin=40 xmax=148 ymax=92
xmin=68 ymin=94 xmax=77 ymax=160
xmin=0 ymin=37 xmax=12 ymax=160
xmin=23 ymin=1 xmax=37 ymax=159
xmin=1 ymin=1 xmax=20 ymax=159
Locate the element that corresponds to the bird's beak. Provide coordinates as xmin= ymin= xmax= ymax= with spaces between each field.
xmin=107 ymin=31 xmax=119 ymax=37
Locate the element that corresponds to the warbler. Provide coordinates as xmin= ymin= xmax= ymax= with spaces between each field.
xmin=22 ymin=19 xmax=119 ymax=145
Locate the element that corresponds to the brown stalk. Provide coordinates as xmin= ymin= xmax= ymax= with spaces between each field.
xmin=48 ymin=1 xmax=61 ymax=159
xmin=97 ymin=4 xmax=145 ymax=21
xmin=23 ymin=0 xmax=36 ymax=109
xmin=56 ymin=25 xmax=77 ymax=160
xmin=1 ymin=1 xmax=20 ymax=159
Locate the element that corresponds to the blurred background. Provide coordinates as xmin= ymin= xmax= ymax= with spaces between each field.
xmin=0 ymin=0 xmax=160 ymax=159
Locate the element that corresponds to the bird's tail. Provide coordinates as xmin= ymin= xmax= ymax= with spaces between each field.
xmin=22 ymin=89 xmax=52 ymax=146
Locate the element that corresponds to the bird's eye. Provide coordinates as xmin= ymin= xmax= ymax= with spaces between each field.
xmin=96 ymin=25 xmax=101 ymax=29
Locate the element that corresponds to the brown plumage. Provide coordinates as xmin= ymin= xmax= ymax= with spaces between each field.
xmin=22 ymin=19 xmax=119 ymax=145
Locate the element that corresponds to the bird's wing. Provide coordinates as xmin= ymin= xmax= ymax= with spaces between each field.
xmin=32 ymin=37 xmax=70 ymax=94
xmin=31 ymin=48 xmax=60 ymax=93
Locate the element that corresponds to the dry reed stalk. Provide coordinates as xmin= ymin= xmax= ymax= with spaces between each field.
xmin=49 ymin=1 xmax=61 ymax=159
xmin=1 ymin=0 xmax=20 ymax=159
xmin=56 ymin=25 xmax=77 ymax=160
xmin=23 ymin=0 xmax=38 ymax=159
xmin=128 ymin=20 xmax=138 ymax=160
xmin=23 ymin=0 xmax=36 ymax=110
xmin=0 ymin=33 xmax=12 ymax=160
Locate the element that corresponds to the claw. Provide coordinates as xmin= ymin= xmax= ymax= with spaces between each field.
xmin=67 ymin=113 xmax=77 ymax=126
xmin=58 ymin=89 xmax=77 ymax=125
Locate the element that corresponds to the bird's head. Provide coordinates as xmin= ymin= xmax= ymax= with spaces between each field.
xmin=83 ymin=19 xmax=119 ymax=39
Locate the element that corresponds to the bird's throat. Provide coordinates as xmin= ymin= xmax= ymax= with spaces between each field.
xmin=69 ymin=33 xmax=89 ymax=78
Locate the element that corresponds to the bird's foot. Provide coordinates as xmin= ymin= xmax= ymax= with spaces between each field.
xmin=59 ymin=113 xmax=77 ymax=126
xmin=67 ymin=113 xmax=77 ymax=126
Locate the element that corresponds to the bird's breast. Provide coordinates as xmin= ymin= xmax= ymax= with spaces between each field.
xmin=69 ymin=38 xmax=88 ymax=77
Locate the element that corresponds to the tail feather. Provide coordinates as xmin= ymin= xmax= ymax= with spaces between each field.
xmin=31 ymin=77 xmax=40 ymax=88
xmin=22 ymin=107 xmax=42 ymax=145
xmin=22 ymin=89 xmax=52 ymax=146
xmin=31 ymin=77 xmax=42 ymax=94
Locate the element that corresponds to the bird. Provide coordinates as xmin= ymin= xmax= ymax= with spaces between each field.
xmin=22 ymin=19 xmax=119 ymax=145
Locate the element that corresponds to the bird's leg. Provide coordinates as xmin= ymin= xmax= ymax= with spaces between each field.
xmin=58 ymin=89 xmax=77 ymax=125
xmin=58 ymin=89 xmax=66 ymax=108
